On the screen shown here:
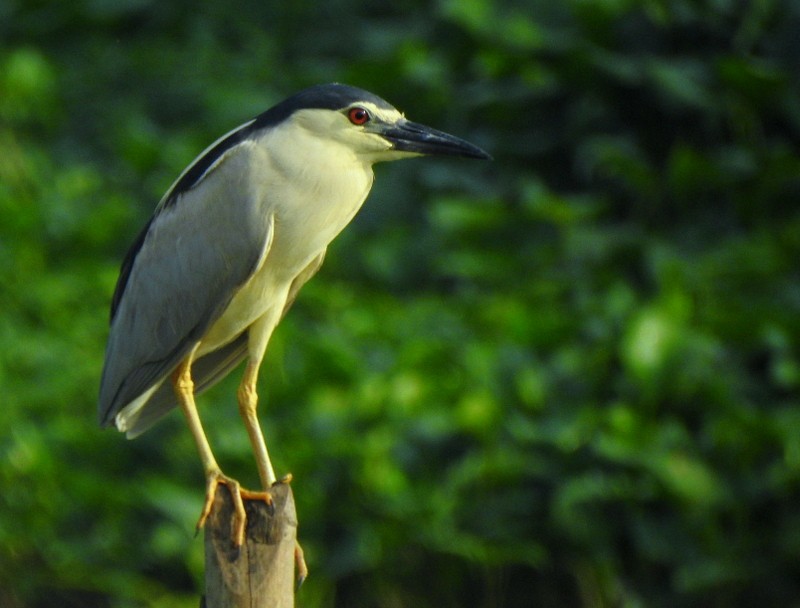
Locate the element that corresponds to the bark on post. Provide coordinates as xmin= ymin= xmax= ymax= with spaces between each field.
xmin=201 ymin=482 xmax=297 ymax=608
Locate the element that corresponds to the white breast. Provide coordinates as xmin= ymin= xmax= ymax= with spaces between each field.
xmin=197 ymin=123 xmax=375 ymax=356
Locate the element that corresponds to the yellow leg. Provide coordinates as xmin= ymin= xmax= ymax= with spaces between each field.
xmin=237 ymin=360 xmax=277 ymax=488
xmin=237 ymin=360 xmax=309 ymax=583
xmin=172 ymin=357 xmax=271 ymax=546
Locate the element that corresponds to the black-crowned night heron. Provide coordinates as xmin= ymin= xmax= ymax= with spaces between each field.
xmin=98 ymin=83 xmax=489 ymax=560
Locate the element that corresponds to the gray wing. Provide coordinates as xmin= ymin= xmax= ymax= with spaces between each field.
xmin=121 ymin=251 xmax=326 ymax=437
xmin=121 ymin=333 xmax=249 ymax=437
xmin=98 ymin=137 xmax=274 ymax=429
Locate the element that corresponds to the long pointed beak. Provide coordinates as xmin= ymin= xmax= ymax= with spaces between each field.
xmin=379 ymin=119 xmax=491 ymax=160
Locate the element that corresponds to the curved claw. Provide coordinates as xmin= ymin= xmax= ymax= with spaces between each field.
xmin=295 ymin=541 xmax=308 ymax=588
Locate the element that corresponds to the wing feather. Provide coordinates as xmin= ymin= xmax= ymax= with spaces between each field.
xmin=109 ymin=118 xmax=259 ymax=322
xmin=98 ymin=138 xmax=274 ymax=427
xmin=120 ymin=333 xmax=249 ymax=437
xmin=117 ymin=251 xmax=326 ymax=436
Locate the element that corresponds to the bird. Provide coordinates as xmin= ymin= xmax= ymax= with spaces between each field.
xmin=98 ymin=83 xmax=490 ymax=559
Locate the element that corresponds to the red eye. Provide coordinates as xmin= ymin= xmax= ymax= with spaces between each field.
xmin=348 ymin=107 xmax=370 ymax=125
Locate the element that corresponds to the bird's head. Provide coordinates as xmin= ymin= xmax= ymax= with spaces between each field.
xmin=262 ymin=83 xmax=491 ymax=164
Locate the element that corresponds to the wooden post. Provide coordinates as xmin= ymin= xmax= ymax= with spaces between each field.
xmin=201 ymin=482 xmax=297 ymax=608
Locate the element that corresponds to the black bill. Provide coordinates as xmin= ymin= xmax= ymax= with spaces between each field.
xmin=380 ymin=119 xmax=491 ymax=160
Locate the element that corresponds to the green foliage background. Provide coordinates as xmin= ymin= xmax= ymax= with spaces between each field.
xmin=2 ymin=0 xmax=799 ymax=606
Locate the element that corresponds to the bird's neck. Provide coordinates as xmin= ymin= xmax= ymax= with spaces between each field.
xmin=255 ymin=128 xmax=375 ymax=267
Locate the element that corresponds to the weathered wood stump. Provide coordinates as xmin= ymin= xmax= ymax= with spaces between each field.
xmin=201 ymin=482 xmax=298 ymax=608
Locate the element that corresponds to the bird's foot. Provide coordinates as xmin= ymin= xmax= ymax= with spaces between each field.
xmin=196 ymin=470 xmax=273 ymax=546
